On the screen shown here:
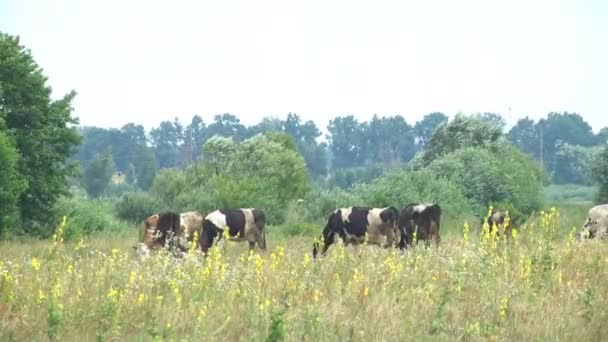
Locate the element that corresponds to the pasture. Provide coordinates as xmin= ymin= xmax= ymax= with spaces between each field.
xmin=1 ymin=206 xmax=607 ymax=341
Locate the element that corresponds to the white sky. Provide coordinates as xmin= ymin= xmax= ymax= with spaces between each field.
xmin=1 ymin=0 xmax=607 ymax=132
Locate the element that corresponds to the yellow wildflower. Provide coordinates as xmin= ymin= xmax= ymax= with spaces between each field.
xmin=31 ymin=258 xmax=41 ymax=272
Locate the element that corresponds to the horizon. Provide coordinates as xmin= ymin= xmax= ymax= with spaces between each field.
xmin=1 ymin=0 xmax=607 ymax=132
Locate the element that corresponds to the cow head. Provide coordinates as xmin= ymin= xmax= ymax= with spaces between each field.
xmin=134 ymin=214 xmax=162 ymax=254
xmin=199 ymin=224 xmax=220 ymax=254
xmin=576 ymin=217 xmax=598 ymax=240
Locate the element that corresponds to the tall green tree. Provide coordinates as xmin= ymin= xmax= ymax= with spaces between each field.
xmin=538 ymin=112 xmax=596 ymax=171
xmin=0 ymin=129 xmax=26 ymax=237
xmin=364 ymin=115 xmax=415 ymax=163
xmin=150 ymin=119 xmax=184 ymax=168
xmin=134 ymin=145 xmax=157 ymax=190
xmin=327 ymin=115 xmax=367 ymax=169
xmin=414 ymin=112 xmax=448 ymax=148
xmin=420 ymin=114 xmax=504 ymax=166
xmin=82 ymin=149 xmax=115 ymax=198
xmin=508 ymin=117 xmax=539 ymax=159
xmin=592 ymin=144 xmax=608 ymax=203
xmin=0 ymin=32 xmax=81 ymax=233
xmin=553 ymin=144 xmax=600 ymax=185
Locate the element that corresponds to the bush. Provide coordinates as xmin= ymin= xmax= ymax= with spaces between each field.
xmin=544 ymin=184 xmax=598 ymax=204
xmin=114 ymin=192 xmax=163 ymax=223
xmin=293 ymin=188 xmax=363 ymax=223
xmin=425 ymin=146 xmax=543 ymax=218
xmin=53 ymin=196 xmax=128 ymax=241
xmin=352 ymin=169 xmax=474 ymax=218
xmin=150 ymin=168 xmax=189 ymax=205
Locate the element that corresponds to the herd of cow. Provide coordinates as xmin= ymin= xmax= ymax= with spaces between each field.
xmin=135 ymin=203 xmax=608 ymax=258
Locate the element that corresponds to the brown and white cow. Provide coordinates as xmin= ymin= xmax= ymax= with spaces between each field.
xmin=486 ymin=208 xmax=509 ymax=236
xmin=199 ymin=208 xmax=267 ymax=254
xmin=136 ymin=211 xmax=204 ymax=257
xmin=312 ymin=207 xmax=399 ymax=258
xmin=398 ymin=203 xmax=441 ymax=249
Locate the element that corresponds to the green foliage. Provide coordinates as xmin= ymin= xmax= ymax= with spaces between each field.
xmin=508 ymin=117 xmax=539 ymax=159
xmin=0 ymin=130 xmax=26 ymax=237
xmin=421 ymin=114 xmax=505 ymax=165
xmin=327 ymin=163 xmax=393 ymax=189
xmin=414 ymin=112 xmax=448 ymax=148
xmin=82 ymin=149 xmax=115 ymax=198
xmin=199 ymin=133 xmax=311 ymax=220
xmin=425 ymin=145 xmax=543 ymax=217
xmin=135 ymin=146 xmax=157 ymax=190
xmin=553 ymin=144 xmax=600 ymax=185
xmin=149 ymin=119 xmax=184 ymax=168
xmin=53 ymin=196 xmax=128 ymax=241
xmin=592 ymin=144 xmax=608 ymax=203
xmin=0 ymin=32 xmax=82 ymax=234
xmin=114 ymin=192 xmax=163 ymax=223
xmin=544 ymin=184 xmax=597 ymax=204
xmin=150 ymin=168 xmax=189 ymax=204
xmin=353 ymin=170 xmax=474 ymax=217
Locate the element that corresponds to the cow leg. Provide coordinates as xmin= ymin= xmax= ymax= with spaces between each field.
xmin=248 ymin=241 xmax=256 ymax=251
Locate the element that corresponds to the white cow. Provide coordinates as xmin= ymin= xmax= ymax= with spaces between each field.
xmin=576 ymin=204 xmax=608 ymax=240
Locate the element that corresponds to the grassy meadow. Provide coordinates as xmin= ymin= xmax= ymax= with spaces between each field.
xmin=1 ymin=206 xmax=607 ymax=341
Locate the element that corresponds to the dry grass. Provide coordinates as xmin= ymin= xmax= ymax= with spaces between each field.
xmin=1 ymin=208 xmax=607 ymax=341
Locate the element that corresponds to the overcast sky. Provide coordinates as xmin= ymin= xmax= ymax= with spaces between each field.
xmin=1 ymin=0 xmax=607 ymax=132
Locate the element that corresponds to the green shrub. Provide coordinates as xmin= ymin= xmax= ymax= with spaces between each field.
xmin=353 ymin=169 xmax=474 ymax=218
xmin=425 ymin=145 xmax=543 ymax=218
xmin=114 ymin=192 xmax=163 ymax=223
xmin=54 ymin=197 xmax=128 ymax=241
xmin=544 ymin=184 xmax=597 ymax=204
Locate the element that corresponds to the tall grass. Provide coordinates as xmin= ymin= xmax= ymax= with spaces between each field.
xmin=0 ymin=208 xmax=606 ymax=341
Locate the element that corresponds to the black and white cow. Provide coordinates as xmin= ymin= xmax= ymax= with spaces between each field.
xmin=199 ymin=208 xmax=267 ymax=253
xmin=398 ymin=203 xmax=442 ymax=249
xmin=312 ymin=207 xmax=399 ymax=258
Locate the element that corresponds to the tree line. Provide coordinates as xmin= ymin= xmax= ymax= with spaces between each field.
xmin=3 ymin=30 xmax=608 ymax=238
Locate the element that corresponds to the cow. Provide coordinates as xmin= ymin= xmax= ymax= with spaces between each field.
xmin=199 ymin=208 xmax=267 ymax=254
xmin=576 ymin=204 xmax=608 ymax=240
xmin=486 ymin=208 xmax=509 ymax=236
xmin=398 ymin=203 xmax=441 ymax=249
xmin=312 ymin=207 xmax=399 ymax=258
xmin=136 ymin=211 xmax=204 ymax=257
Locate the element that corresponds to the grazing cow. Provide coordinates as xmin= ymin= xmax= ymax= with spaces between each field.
xmin=486 ymin=208 xmax=509 ymax=236
xmin=199 ymin=208 xmax=266 ymax=253
xmin=136 ymin=211 xmax=204 ymax=257
xmin=398 ymin=203 xmax=442 ymax=249
xmin=312 ymin=207 xmax=399 ymax=258
xmin=576 ymin=204 xmax=608 ymax=240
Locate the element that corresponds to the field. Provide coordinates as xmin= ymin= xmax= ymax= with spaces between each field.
xmin=1 ymin=206 xmax=607 ymax=341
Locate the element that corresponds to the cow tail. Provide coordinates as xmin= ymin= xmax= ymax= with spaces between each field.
xmin=261 ymin=225 xmax=267 ymax=251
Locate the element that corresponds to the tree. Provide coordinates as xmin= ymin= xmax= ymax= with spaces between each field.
xmin=364 ymin=115 xmax=416 ymax=163
xmin=0 ymin=129 xmax=26 ymax=237
xmin=198 ymin=132 xmax=311 ymax=222
xmin=206 ymin=113 xmax=247 ymax=141
xmin=414 ymin=112 xmax=448 ymax=148
xmin=476 ymin=112 xmax=506 ymax=130
xmin=0 ymin=32 xmax=81 ymax=233
xmin=150 ymin=119 xmax=184 ymax=168
xmin=135 ymin=145 xmax=157 ymax=190
xmin=425 ymin=145 xmax=543 ymax=218
xmin=327 ymin=116 xmax=367 ymax=169
xmin=420 ymin=114 xmax=504 ymax=166
xmin=553 ymin=144 xmax=600 ymax=185
xmin=508 ymin=117 xmax=539 ymax=159
xmin=538 ymin=112 xmax=596 ymax=171
xmin=597 ymin=127 xmax=608 ymax=145
xmin=82 ymin=149 xmax=115 ymax=198
xmin=592 ymin=144 xmax=608 ymax=203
